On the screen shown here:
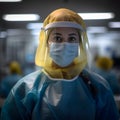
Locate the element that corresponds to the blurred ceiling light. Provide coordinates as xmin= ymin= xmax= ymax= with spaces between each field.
xmin=3 ymin=14 xmax=40 ymax=21
xmin=30 ymin=30 xmax=40 ymax=36
xmin=87 ymin=26 xmax=108 ymax=33
xmin=27 ymin=23 xmax=43 ymax=29
xmin=78 ymin=13 xmax=115 ymax=20
xmin=0 ymin=0 xmax=22 ymax=2
xmin=108 ymin=22 xmax=120 ymax=28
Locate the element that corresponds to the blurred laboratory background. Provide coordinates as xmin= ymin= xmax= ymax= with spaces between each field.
xmin=0 ymin=0 xmax=120 ymax=81
xmin=0 ymin=0 xmax=120 ymax=113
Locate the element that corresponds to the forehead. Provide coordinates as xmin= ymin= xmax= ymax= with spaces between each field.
xmin=50 ymin=27 xmax=78 ymax=35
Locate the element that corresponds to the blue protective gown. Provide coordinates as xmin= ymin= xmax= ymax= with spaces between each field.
xmin=94 ymin=68 xmax=120 ymax=95
xmin=0 ymin=69 xmax=119 ymax=120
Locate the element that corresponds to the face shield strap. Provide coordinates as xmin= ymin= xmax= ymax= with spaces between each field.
xmin=41 ymin=21 xmax=85 ymax=31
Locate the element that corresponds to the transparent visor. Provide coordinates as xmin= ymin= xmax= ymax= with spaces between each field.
xmin=35 ymin=22 xmax=90 ymax=68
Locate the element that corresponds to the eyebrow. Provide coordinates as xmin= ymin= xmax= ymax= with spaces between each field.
xmin=69 ymin=33 xmax=78 ymax=36
xmin=53 ymin=33 xmax=62 ymax=36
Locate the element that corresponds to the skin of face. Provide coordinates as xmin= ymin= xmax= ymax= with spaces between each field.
xmin=47 ymin=27 xmax=80 ymax=68
xmin=48 ymin=27 xmax=79 ymax=44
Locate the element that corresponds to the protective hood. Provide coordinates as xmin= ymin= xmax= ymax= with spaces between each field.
xmin=35 ymin=8 xmax=90 ymax=79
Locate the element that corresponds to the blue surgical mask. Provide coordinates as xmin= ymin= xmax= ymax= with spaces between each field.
xmin=49 ymin=42 xmax=79 ymax=67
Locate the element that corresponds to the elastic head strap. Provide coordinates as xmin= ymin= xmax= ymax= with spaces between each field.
xmin=41 ymin=21 xmax=84 ymax=31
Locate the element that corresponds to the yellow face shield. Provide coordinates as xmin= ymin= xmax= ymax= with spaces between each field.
xmin=35 ymin=8 xmax=90 ymax=79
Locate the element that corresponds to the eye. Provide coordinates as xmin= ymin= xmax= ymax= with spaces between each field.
xmin=53 ymin=36 xmax=63 ymax=43
xmin=68 ymin=37 xmax=78 ymax=43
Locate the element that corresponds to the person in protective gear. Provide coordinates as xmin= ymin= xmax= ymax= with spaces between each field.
xmin=0 ymin=61 xmax=22 ymax=112
xmin=95 ymin=56 xmax=120 ymax=95
xmin=0 ymin=61 xmax=22 ymax=98
xmin=0 ymin=8 xmax=119 ymax=120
